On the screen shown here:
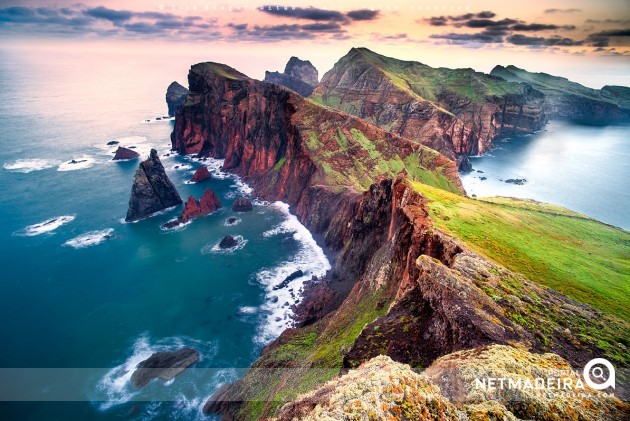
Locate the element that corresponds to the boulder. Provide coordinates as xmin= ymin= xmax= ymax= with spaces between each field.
xmin=190 ymin=166 xmax=211 ymax=183
xmin=112 ymin=146 xmax=140 ymax=161
xmin=273 ymin=270 xmax=304 ymax=290
xmin=125 ymin=149 xmax=183 ymax=222
xmin=130 ymin=347 xmax=199 ymax=388
xmin=232 ymin=197 xmax=253 ymax=212
xmin=166 ymin=81 xmax=189 ymax=116
xmin=219 ymin=235 xmax=238 ymax=249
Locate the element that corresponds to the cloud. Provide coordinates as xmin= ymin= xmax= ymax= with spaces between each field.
xmin=585 ymin=19 xmax=630 ymax=25
xmin=512 ymin=23 xmax=576 ymax=31
xmin=346 ymin=10 xmax=380 ymax=21
xmin=544 ymin=9 xmax=582 ymax=14
xmin=84 ymin=6 xmax=132 ymax=24
xmin=259 ymin=6 xmax=347 ymax=22
xmin=460 ymin=18 xmax=517 ymax=29
xmin=430 ymin=30 xmax=505 ymax=44
xmin=586 ymin=29 xmax=630 ymax=47
xmin=506 ymin=34 xmax=583 ymax=46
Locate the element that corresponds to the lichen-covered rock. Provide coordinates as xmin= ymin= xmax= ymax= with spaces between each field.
xmin=126 ymin=149 xmax=182 ymax=222
xmin=276 ymin=355 xmax=460 ymax=420
xmin=166 ymin=81 xmax=189 ymax=116
xmin=424 ymin=345 xmax=629 ymax=421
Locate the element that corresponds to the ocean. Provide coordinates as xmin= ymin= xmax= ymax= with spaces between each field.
xmin=460 ymin=121 xmax=630 ymax=230
xmin=0 ymin=47 xmax=329 ymax=419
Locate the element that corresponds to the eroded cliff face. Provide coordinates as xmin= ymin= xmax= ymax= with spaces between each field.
xmin=264 ymin=57 xmax=319 ymax=97
xmin=311 ymin=48 xmax=547 ymax=159
xmin=491 ymin=65 xmax=630 ymax=124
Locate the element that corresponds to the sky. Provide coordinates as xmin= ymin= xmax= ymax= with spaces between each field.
xmin=1 ymin=1 xmax=629 ymax=87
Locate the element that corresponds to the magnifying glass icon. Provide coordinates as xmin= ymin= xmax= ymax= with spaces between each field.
xmin=591 ymin=367 xmax=605 ymax=380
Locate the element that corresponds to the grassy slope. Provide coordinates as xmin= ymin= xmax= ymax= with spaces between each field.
xmin=311 ymin=48 xmax=524 ymax=109
xmin=412 ymin=183 xmax=630 ymax=321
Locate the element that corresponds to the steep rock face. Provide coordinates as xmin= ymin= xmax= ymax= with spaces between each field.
xmin=491 ymin=65 xmax=630 ymax=124
xmin=126 ymin=149 xmax=183 ymax=222
xmin=166 ymin=81 xmax=189 ymax=116
xmin=171 ymin=61 xmax=463 ymax=230
xmin=264 ymin=56 xmax=318 ymax=97
xmin=311 ymin=48 xmax=547 ymax=159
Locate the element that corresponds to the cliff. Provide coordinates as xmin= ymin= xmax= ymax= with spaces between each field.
xmin=169 ymin=59 xmax=629 ymax=419
xmin=166 ymin=81 xmax=189 ymax=116
xmin=126 ymin=149 xmax=182 ymax=222
xmin=310 ymin=48 xmax=547 ymax=160
xmin=490 ymin=65 xmax=630 ymax=124
xmin=264 ymin=56 xmax=318 ymax=97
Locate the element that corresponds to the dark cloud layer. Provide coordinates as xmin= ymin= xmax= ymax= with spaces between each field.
xmin=544 ymin=9 xmax=582 ymax=14
xmin=260 ymin=6 xmax=380 ymax=24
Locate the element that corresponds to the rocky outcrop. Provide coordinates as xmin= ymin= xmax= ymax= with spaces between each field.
xmin=190 ymin=166 xmax=211 ymax=182
xmin=218 ymin=235 xmax=238 ymax=249
xmin=112 ymin=146 xmax=140 ymax=161
xmin=130 ymin=347 xmax=199 ymax=388
xmin=166 ymin=81 xmax=189 ymax=116
xmin=162 ymin=189 xmax=221 ymax=229
xmin=491 ymin=65 xmax=630 ymax=124
xmin=277 ymin=355 xmax=460 ymax=420
xmin=125 ymin=149 xmax=183 ymax=222
xmin=232 ymin=197 xmax=253 ymax=212
xmin=264 ymin=57 xmax=318 ymax=97
xmin=278 ymin=349 xmax=628 ymax=421
xmin=311 ymin=48 xmax=547 ymax=159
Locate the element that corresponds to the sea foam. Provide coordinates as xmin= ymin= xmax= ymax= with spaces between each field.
xmin=57 ymin=155 xmax=96 ymax=171
xmin=63 ymin=228 xmax=114 ymax=248
xmin=255 ymin=202 xmax=331 ymax=345
xmin=15 ymin=215 xmax=76 ymax=236
xmin=3 ymin=158 xmax=58 ymax=173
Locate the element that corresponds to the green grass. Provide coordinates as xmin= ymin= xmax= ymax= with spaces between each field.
xmin=272 ymin=157 xmax=286 ymax=171
xmin=411 ymin=183 xmax=630 ymax=321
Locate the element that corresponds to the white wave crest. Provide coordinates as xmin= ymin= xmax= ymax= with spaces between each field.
xmin=63 ymin=228 xmax=114 ymax=248
xmin=3 ymin=158 xmax=58 ymax=173
xmin=255 ymin=202 xmax=331 ymax=345
xmin=14 ymin=215 xmax=76 ymax=236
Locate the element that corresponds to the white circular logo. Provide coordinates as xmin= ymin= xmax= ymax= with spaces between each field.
xmin=583 ymin=358 xmax=615 ymax=390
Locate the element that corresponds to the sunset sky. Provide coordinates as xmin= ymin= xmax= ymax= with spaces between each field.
xmin=1 ymin=1 xmax=629 ymax=87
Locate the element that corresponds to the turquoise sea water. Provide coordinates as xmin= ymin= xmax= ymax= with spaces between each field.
xmin=460 ymin=121 xmax=630 ymax=230
xmin=0 ymin=48 xmax=329 ymax=419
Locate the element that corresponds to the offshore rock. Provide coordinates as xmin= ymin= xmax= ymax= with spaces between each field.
xmin=130 ymin=347 xmax=199 ymax=388
xmin=161 ymin=189 xmax=221 ymax=229
xmin=125 ymin=149 xmax=182 ymax=222
xmin=264 ymin=57 xmax=318 ymax=97
xmin=166 ymin=81 xmax=189 ymax=116
xmin=232 ymin=197 xmax=253 ymax=212
xmin=112 ymin=146 xmax=140 ymax=161
xmin=190 ymin=166 xmax=211 ymax=183
xmin=219 ymin=235 xmax=238 ymax=249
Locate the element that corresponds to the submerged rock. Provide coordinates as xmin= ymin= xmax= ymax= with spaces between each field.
xmin=219 ymin=235 xmax=238 ymax=249
xmin=162 ymin=189 xmax=222 ymax=229
xmin=232 ymin=197 xmax=253 ymax=212
xmin=505 ymin=178 xmax=526 ymax=185
xmin=166 ymin=81 xmax=189 ymax=116
xmin=107 ymin=140 xmax=119 ymax=146
xmin=125 ymin=149 xmax=183 ymax=222
xmin=130 ymin=347 xmax=199 ymax=388
xmin=190 ymin=166 xmax=211 ymax=183
xmin=112 ymin=146 xmax=140 ymax=161
xmin=226 ymin=217 xmax=237 ymax=225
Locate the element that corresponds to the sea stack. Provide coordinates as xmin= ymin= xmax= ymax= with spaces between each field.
xmin=126 ymin=149 xmax=183 ymax=222
xmin=264 ymin=57 xmax=318 ymax=97
xmin=232 ymin=197 xmax=253 ymax=212
xmin=162 ymin=189 xmax=222 ymax=229
xmin=166 ymin=81 xmax=189 ymax=116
